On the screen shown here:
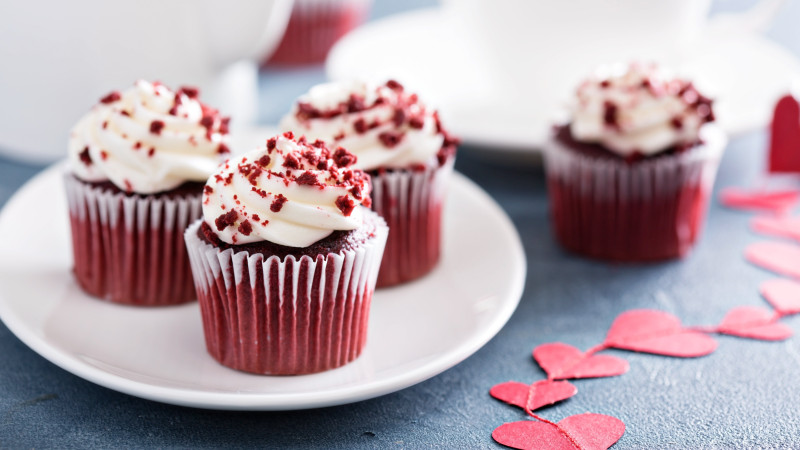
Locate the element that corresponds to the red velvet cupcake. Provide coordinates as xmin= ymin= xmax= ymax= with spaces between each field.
xmin=281 ymin=80 xmax=458 ymax=287
xmin=266 ymin=0 xmax=372 ymax=66
xmin=184 ymin=133 xmax=387 ymax=375
xmin=543 ymin=64 xmax=726 ymax=262
xmin=65 ymin=80 xmax=230 ymax=305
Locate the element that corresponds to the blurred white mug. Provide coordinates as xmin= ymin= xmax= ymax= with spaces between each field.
xmin=0 ymin=0 xmax=293 ymax=163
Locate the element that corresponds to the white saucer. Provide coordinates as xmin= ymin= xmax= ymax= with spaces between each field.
xmin=0 ymin=166 xmax=525 ymax=411
xmin=327 ymin=8 xmax=800 ymax=151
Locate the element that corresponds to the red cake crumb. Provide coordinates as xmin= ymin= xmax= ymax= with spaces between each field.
xmin=333 ymin=148 xmax=357 ymax=167
xmin=271 ymin=194 xmax=288 ymax=212
xmin=79 ymin=147 xmax=92 ymax=166
xmin=378 ymin=131 xmax=403 ymax=148
xmin=178 ymin=86 xmax=199 ymax=98
xmin=215 ymin=209 xmax=238 ymax=231
xmin=296 ymin=171 xmax=319 ymax=186
xmin=336 ymin=195 xmax=355 ymax=216
xmin=100 ymin=91 xmax=121 ymax=104
xmin=150 ymin=120 xmax=165 ymax=135
xmin=603 ymin=101 xmax=619 ymax=129
xmin=238 ymin=220 xmax=253 ymax=236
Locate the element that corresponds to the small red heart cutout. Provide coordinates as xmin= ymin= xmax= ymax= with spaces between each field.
xmin=718 ymin=306 xmax=792 ymax=341
xmin=752 ymin=215 xmax=800 ymax=241
xmin=604 ymin=309 xmax=718 ymax=357
xmin=769 ymin=94 xmax=800 ymax=174
xmin=761 ymin=278 xmax=800 ymax=315
xmin=533 ymin=342 xmax=629 ymax=380
xmin=490 ymin=380 xmax=577 ymax=412
xmin=493 ymin=413 xmax=625 ymax=450
xmin=719 ymin=188 xmax=800 ymax=214
xmin=746 ymin=241 xmax=800 ymax=279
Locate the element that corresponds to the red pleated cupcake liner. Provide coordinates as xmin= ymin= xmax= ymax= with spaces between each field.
xmin=266 ymin=0 xmax=372 ymax=66
xmin=543 ymin=126 xmax=726 ymax=262
xmin=184 ymin=212 xmax=388 ymax=375
xmin=64 ymin=174 xmax=201 ymax=305
xmin=371 ymin=157 xmax=454 ymax=288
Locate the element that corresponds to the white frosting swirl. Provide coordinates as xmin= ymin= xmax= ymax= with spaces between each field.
xmin=202 ymin=133 xmax=371 ymax=247
xmin=279 ymin=80 xmax=450 ymax=170
xmin=569 ymin=64 xmax=715 ymax=157
xmin=68 ymin=80 xmax=230 ymax=194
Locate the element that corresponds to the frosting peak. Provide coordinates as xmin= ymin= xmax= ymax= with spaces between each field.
xmin=68 ymin=80 xmax=230 ymax=194
xmin=280 ymin=80 xmax=457 ymax=170
xmin=569 ymin=63 xmax=715 ymax=157
xmin=202 ymin=133 xmax=372 ymax=247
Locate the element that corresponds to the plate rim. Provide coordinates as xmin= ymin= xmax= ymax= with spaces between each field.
xmin=0 ymin=164 xmax=526 ymax=411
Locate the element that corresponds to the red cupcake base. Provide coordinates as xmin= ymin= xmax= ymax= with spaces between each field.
xmin=65 ymin=175 xmax=201 ymax=306
xmin=370 ymin=158 xmax=454 ymax=288
xmin=184 ymin=214 xmax=387 ymax=375
xmin=544 ymin=126 xmax=725 ymax=262
xmin=548 ymin=176 xmax=710 ymax=261
xmin=266 ymin=0 xmax=371 ymax=66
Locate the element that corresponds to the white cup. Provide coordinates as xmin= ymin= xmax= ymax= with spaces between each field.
xmin=441 ymin=0 xmax=783 ymax=129
xmin=0 ymin=0 xmax=293 ymax=163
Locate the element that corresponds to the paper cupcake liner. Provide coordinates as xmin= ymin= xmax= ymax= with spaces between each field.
xmin=265 ymin=0 xmax=372 ymax=65
xmin=64 ymin=174 xmax=202 ymax=305
xmin=184 ymin=212 xmax=388 ymax=375
xmin=543 ymin=126 xmax=726 ymax=262
xmin=370 ymin=157 xmax=454 ymax=287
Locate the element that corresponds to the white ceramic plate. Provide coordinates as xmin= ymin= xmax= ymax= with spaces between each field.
xmin=0 ymin=165 xmax=525 ymax=411
xmin=327 ymin=8 xmax=800 ymax=151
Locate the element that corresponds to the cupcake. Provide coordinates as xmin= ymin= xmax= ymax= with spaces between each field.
xmin=543 ymin=64 xmax=726 ymax=261
xmin=265 ymin=0 xmax=372 ymax=66
xmin=65 ymin=80 xmax=230 ymax=305
xmin=280 ymin=79 xmax=458 ymax=287
xmin=184 ymin=132 xmax=387 ymax=375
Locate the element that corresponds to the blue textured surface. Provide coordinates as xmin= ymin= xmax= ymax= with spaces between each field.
xmin=3 ymin=1 xmax=800 ymax=448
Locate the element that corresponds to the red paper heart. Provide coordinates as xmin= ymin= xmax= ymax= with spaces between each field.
xmin=490 ymin=380 xmax=577 ymax=412
xmin=719 ymin=188 xmax=800 ymax=214
xmin=493 ymin=414 xmax=625 ymax=450
xmin=533 ymin=343 xmax=629 ymax=380
xmin=604 ymin=309 xmax=718 ymax=357
xmin=761 ymin=278 xmax=800 ymax=315
xmin=746 ymin=241 xmax=800 ymax=279
xmin=752 ymin=215 xmax=800 ymax=241
xmin=769 ymin=94 xmax=800 ymax=174
xmin=717 ymin=306 xmax=792 ymax=341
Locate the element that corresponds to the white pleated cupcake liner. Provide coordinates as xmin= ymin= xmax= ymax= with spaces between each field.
xmin=542 ymin=125 xmax=726 ymax=261
xmin=184 ymin=212 xmax=388 ymax=375
xmin=64 ymin=174 xmax=202 ymax=305
xmin=266 ymin=0 xmax=372 ymax=65
xmin=370 ymin=156 xmax=454 ymax=287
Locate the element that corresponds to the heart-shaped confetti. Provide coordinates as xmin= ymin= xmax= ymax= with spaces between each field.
xmin=768 ymin=94 xmax=800 ymax=174
xmin=604 ymin=309 xmax=718 ymax=357
xmin=719 ymin=188 xmax=800 ymax=214
xmin=490 ymin=380 xmax=577 ymax=412
xmin=533 ymin=342 xmax=629 ymax=380
xmin=717 ymin=306 xmax=792 ymax=341
xmin=761 ymin=278 xmax=800 ymax=315
xmin=493 ymin=414 xmax=625 ymax=450
xmin=746 ymin=241 xmax=800 ymax=279
xmin=752 ymin=215 xmax=800 ymax=241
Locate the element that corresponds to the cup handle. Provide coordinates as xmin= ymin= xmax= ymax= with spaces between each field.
xmin=708 ymin=0 xmax=785 ymax=34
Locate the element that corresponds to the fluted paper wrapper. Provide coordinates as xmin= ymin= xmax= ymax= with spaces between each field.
xmin=266 ymin=0 xmax=372 ymax=65
xmin=64 ymin=174 xmax=201 ymax=305
xmin=184 ymin=214 xmax=388 ymax=375
xmin=543 ymin=126 xmax=726 ymax=262
xmin=371 ymin=156 xmax=454 ymax=287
